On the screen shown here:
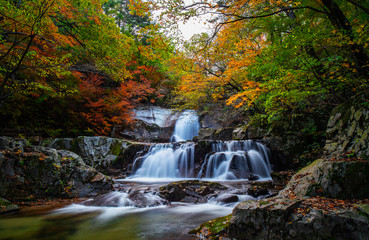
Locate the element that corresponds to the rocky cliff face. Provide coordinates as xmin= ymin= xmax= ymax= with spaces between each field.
xmin=0 ymin=137 xmax=113 ymax=200
xmin=0 ymin=136 xmax=150 ymax=201
xmin=44 ymin=136 xmax=149 ymax=176
xmin=116 ymin=106 xmax=179 ymax=142
xmin=325 ymin=102 xmax=369 ymax=158
xmin=228 ymin=197 xmax=369 ymax=240
xmin=277 ymin=158 xmax=369 ymax=200
xmin=221 ymin=100 xmax=369 ymax=240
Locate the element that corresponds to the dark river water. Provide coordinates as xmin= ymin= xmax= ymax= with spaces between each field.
xmin=0 ymin=179 xmax=261 ymax=240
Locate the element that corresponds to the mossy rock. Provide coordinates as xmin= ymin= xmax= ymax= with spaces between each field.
xmin=0 ymin=198 xmax=19 ymax=214
xmin=355 ymin=204 xmax=369 ymax=220
xmin=278 ymin=159 xmax=369 ymax=199
xmin=189 ymin=214 xmax=231 ymax=239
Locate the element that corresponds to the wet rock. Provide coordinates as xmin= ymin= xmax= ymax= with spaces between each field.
xmin=111 ymin=144 xmax=150 ymax=177
xmin=229 ymin=198 xmax=300 ymax=239
xmin=248 ymin=173 xmax=259 ymax=181
xmin=271 ymin=171 xmax=294 ymax=189
xmin=228 ymin=198 xmax=369 ymax=240
xmin=128 ymin=191 xmax=168 ymax=207
xmin=159 ymin=180 xmax=228 ymax=203
xmin=247 ymin=185 xmax=269 ymax=198
xmin=216 ymin=194 xmax=239 ymax=203
xmin=83 ymin=192 xmax=123 ymax=207
xmin=84 ymin=191 xmax=167 ymax=208
xmin=194 ymin=128 xmax=217 ymax=141
xmin=0 ymin=197 xmax=19 ymax=214
xmin=213 ymin=128 xmax=234 ymax=141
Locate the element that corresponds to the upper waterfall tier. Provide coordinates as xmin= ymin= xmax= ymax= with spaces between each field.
xmin=171 ymin=110 xmax=200 ymax=142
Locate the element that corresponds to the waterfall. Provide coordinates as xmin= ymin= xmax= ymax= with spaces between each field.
xmin=130 ymin=108 xmax=271 ymax=180
xmin=199 ymin=140 xmax=272 ymax=180
xmin=130 ymin=110 xmax=199 ymax=179
xmin=132 ymin=143 xmax=195 ymax=178
xmin=171 ymin=110 xmax=200 ymax=142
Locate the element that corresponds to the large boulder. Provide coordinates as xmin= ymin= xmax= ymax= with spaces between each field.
xmin=226 ymin=157 xmax=369 ymax=239
xmin=118 ymin=120 xmax=174 ymax=142
xmin=228 ymin=198 xmax=369 ymax=240
xmin=158 ymin=180 xmax=228 ymax=203
xmin=43 ymin=136 xmax=148 ymax=175
xmin=0 ymin=139 xmax=113 ymax=200
xmin=117 ymin=106 xmax=179 ymax=142
xmin=277 ymin=159 xmax=369 ymax=199
xmin=0 ymin=197 xmax=19 ymax=214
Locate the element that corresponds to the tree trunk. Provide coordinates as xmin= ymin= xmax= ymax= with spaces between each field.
xmin=321 ymin=0 xmax=369 ymax=76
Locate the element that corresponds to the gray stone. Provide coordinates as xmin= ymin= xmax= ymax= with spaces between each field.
xmin=213 ymin=128 xmax=234 ymax=141
xmin=195 ymin=128 xmax=216 ymax=141
xmin=228 ymin=198 xmax=369 ymax=240
xmin=325 ymin=103 xmax=369 ymax=158
xmin=232 ymin=127 xmax=247 ymax=140
xmin=0 ymin=137 xmax=113 ymax=199
xmin=0 ymin=197 xmax=19 ymax=214
xmin=44 ymin=136 xmax=148 ymax=175
xmin=277 ymin=159 xmax=369 ymax=199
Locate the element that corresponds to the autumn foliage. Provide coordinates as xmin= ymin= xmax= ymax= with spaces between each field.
xmin=0 ymin=0 xmax=172 ymax=136
xmin=157 ymin=0 xmax=369 ymax=127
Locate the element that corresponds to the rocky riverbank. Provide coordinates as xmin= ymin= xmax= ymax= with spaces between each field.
xmin=191 ymin=101 xmax=369 ymax=240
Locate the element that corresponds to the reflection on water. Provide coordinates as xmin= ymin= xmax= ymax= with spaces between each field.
xmin=0 ymin=201 xmax=233 ymax=240
xmin=0 ymin=178 xmax=268 ymax=240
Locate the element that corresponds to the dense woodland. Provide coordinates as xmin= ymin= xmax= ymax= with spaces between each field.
xmin=1 ymin=0 xmax=368 ymax=139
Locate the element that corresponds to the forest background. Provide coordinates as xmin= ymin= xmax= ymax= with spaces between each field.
xmin=0 ymin=0 xmax=368 ymax=152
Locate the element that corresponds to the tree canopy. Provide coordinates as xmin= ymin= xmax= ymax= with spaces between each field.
xmin=0 ymin=0 xmax=173 ymax=136
xmin=155 ymin=0 xmax=369 ymax=127
xmin=0 ymin=0 xmax=368 ymax=137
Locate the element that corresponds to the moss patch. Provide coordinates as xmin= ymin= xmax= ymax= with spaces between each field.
xmin=356 ymin=204 xmax=369 ymax=220
xmin=0 ymin=198 xmax=19 ymax=213
xmin=189 ymin=214 xmax=231 ymax=239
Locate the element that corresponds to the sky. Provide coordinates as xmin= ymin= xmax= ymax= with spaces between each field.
xmin=177 ymin=17 xmax=210 ymax=40
xmin=160 ymin=0 xmax=213 ymax=41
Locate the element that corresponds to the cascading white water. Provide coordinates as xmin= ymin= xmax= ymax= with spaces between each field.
xmin=130 ymin=110 xmax=199 ymax=179
xmin=199 ymin=140 xmax=272 ymax=180
xmin=130 ymin=108 xmax=272 ymax=180
xmin=171 ymin=110 xmax=200 ymax=142
xmin=132 ymin=143 xmax=195 ymax=178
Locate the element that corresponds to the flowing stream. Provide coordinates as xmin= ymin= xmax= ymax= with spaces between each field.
xmin=0 ymin=109 xmax=273 ymax=240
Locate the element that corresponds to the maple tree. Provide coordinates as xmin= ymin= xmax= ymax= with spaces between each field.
xmin=0 ymin=0 xmax=174 ymax=136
